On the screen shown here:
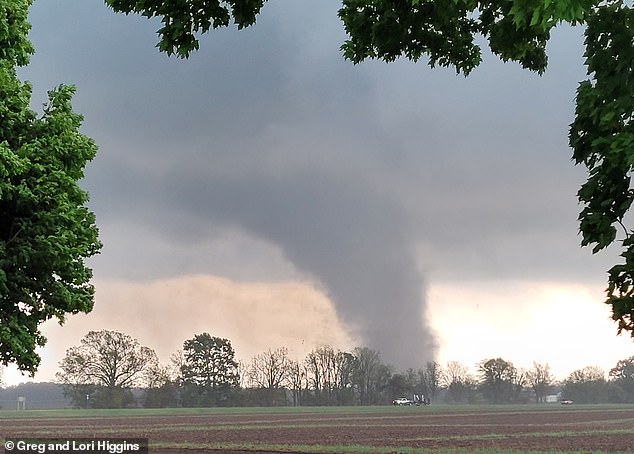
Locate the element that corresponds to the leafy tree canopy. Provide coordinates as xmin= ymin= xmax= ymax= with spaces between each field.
xmin=570 ymin=2 xmax=634 ymax=337
xmin=609 ymin=355 xmax=634 ymax=380
xmin=181 ymin=332 xmax=240 ymax=405
xmin=478 ymin=357 xmax=522 ymax=403
xmin=104 ymin=0 xmax=634 ymax=339
xmin=104 ymin=0 xmax=266 ymax=58
xmin=0 ymin=0 xmax=101 ymax=375
xmin=104 ymin=0 xmax=589 ymax=73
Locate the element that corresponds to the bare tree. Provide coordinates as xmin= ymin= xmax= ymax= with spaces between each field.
xmin=169 ymin=350 xmax=185 ymax=384
xmin=236 ymin=360 xmax=249 ymax=389
xmin=305 ymin=346 xmax=338 ymax=405
xmin=57 ymin=330 xmax=157 ymax=388
xmin=568 ymin=366 xmax=605 ymax=382
xmin=526 ymin=362 xmax=554 ymax=403
xmin=563 ymin=366 xmax=609 ymax=403
xmin=247 ymin=347 xmax=291 ymax=389
xmin=305 ymin=348 xmax=324 ymax=404
xmin=304 ymin=346 xmax=356 ymax=405
xmin=351 ymin=347 xmax=384 ymax=405
xmin=145 ymin=362 xmax=172 ymax=388
xmin=419 ymin=361 xmax=442 ymax=402
xmin=332 ymin=351 xmax=356 ymax=405
xmin=443 ymin=361 xmax=476 ymax=404
xmin=442 ymin=361 xmax=470 ymax=388
xmin=245 ymin=347 xmax=292 ymax=405
xmin=56 ymin=330 xmax=158 ymax=408
xmin=142 ymin=361 xmax=178 ymax=408
xmin=287 ymin=359 xmax=307 ymax=406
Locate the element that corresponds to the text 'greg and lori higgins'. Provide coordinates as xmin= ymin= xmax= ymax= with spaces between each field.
xmin=4 ymin=438 xmax=148 ymax=454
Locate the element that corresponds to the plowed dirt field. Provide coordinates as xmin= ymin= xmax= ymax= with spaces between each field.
xmin=2 ymin=405 xmax=634 ymax=453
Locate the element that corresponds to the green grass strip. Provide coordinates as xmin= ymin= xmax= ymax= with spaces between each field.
xmin=1 ymin=404 xmax=633 ymax=419
xmin=151 ymin=441 xmax=632 ymax=454
xmin=395 ymin=427 xmax=634 ymax=443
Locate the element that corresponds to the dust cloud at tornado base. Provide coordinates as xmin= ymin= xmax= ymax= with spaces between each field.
xmin=172 ymin=170 xmax=439 ymax=366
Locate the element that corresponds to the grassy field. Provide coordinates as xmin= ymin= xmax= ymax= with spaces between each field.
xmin=2 ymin=404 xmax=634 ymax=453
xmin=1 ymin=403 xmax=628 ymax=417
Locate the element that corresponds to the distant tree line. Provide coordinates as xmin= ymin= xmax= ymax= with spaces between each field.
xmin=47 ymin=330 xmax=634 ymax=409
xmin=0 ymin=382 xmax=70 ymax=409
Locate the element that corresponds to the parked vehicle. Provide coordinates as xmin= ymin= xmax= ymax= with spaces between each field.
xmin=392 ymin=397 xmax=413 ymax=406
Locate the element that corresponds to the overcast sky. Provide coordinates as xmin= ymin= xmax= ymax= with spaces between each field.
xmin=5 ymin=0 xmax=633 ymax=385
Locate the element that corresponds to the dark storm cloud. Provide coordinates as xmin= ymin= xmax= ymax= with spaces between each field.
xmin=22 ymin=0 xmax=615 ymax=364
xmin=24 ymin=0 xmax=437 ymax=364
xmin=173 ymin=168 xmax=436 ymax=363
xmin=84 ymin=150 xmax=436 ymax=364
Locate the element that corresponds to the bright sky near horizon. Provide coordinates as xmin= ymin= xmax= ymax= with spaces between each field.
xmin=3 ymin=0 xmax=632 ymax=386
